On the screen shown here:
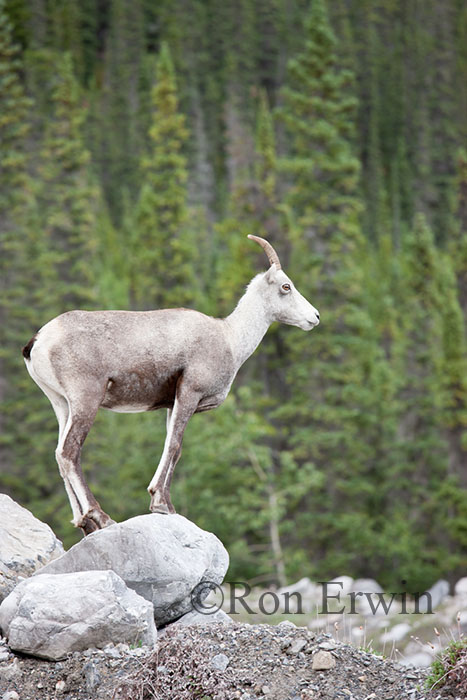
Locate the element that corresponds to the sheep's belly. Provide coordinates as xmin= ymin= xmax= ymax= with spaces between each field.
xmin=104 ymin=403 xmax=153 ymax=413
xmin=100 ymin=370 xmax=181 ymax=413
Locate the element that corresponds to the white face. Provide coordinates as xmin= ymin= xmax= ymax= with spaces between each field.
xmin=264 ymin=265 xmax=320 ymax=331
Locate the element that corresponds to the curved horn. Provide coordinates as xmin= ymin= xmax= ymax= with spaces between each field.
xmin=247 ymin=235 xmax=282 ymax=270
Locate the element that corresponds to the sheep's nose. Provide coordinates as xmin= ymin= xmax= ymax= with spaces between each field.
xmin=316 ymin=311 xmax=320 ymax=320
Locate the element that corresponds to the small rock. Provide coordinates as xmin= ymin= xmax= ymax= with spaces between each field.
xmin=311 ymin=650 xmax=336 ymax=671
xmin=286 ymin=638 xmax=307 ymax=655
xmin=0 ymin=650 xmax=9 ymax=662
xmin=131 ymin=646 xmax=149 ymax=657
xmin=319 ymin=641 xmax=337 ymax=650
xmin=83 ymin=660 xmax=101 ymax=692
xmin=277 ymin=620 xmax=296 ymax=628
xmin=2 ymin=692 xmax=20 ymax=700
xmin=55 ymin=679 xmax=66 ymax=692
xmin=0 ymin=659 xmax=21 ymax=681
xmin=261 ymin=686 xmax=271 ymax=695
xmin=380 ymin=622 xmax=411 ymax=644
xmin=210 ymin=652 xmax=229 ymax=672
xmin=104 ymin=645 xmax=122 ymax=659
xmin=398 ymin=652 xmax=433 ymax=668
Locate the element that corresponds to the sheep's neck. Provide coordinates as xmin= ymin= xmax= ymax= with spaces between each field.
xmin=225 ymin=291 xmax=271 ymax=369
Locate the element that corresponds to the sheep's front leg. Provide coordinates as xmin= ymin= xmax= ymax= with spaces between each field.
xmin=148 ymin=391 xmax=200 ymax=514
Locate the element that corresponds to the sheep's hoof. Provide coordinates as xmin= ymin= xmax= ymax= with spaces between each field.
xmin=77 ymin=509 xmax=116 ymax=536
xmin=150 ymin=502 xmax=170 ymax=515
xmin=166 ymin=498 xmax=176 ymax=515
xmin=149 ymin=488 xmax=177 ymax=514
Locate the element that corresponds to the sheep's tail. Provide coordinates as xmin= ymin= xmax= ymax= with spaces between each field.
xmin=22 ymin=334 xmax=37 ymax=360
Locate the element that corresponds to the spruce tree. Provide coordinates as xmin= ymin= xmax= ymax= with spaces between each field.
xmin=388 ymin=214 xmax=451 ymax=587
xmin=276 ymin=0 xmax=389 ymax=582
xmin=0 ymin=0 xmax=33 ymax=342
xmin=132 ymin=42 xmax=198 ymax=310
xmin=97 ymin=0 xmax=144 ymax=218
xmin=36 ymin=52 xmax=99 ymax=313
xmin=0 ymin=0 xmax=33 ymax=316
xmin=438 ymin=254 xmax=467 ymax=491
xmin=278 ymin=0 xmax=361 ymax=253
xmin=436 ymin=253 xmax=467 ymax=578
xmin=451 ymin=149 xmax=467 ymax=319
xmin=0 ymin=0 xmax=34 ymax=479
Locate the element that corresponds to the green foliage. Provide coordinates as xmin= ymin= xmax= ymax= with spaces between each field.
xmin=0 ymin=0 xmax=31 ymax=206
xmin=96 ymin=0 xmax=145 ymax=218
xmin=37 ymin=52 xmax=101 ymax=311
xmin=131 ymin=42 xmax=199 ymax=310
xmin=274 ymin=0 xmax=388 ymax=584
xmin=426 ymin=638 xmax=467 ymax=692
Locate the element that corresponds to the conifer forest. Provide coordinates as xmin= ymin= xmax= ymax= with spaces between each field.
xmin=1 ymin=0 xmax=467 ymax=592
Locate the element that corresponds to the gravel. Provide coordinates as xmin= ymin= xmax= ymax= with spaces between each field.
xmin=0 ymin=622 xmax=455 ymax=700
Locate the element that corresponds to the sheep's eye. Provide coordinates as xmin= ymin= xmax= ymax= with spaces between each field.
xmin=281 ymin=283 xmax=291 ymax=292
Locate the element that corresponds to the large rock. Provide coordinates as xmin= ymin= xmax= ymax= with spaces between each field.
xmin=454 ymin=577 xmax=467 ymax=597
xmin=171 ymin=608 xmax=232 ymax=627
xmin=415 ymin=579 xmax=450 ymax=613
xmin=328 ymin=575 xmax=354 ymax=597
xmin=36 ymin=513 xmax=229 ymax=626
xmin=351 ymin=578 xmax=383 ymax=595
xmin=0 ymin=494 xmax=64 ymax=603
xmin=0 ymin=570 xmax=157 ymax=660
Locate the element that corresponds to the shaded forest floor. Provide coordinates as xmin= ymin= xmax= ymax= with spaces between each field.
xmin=1 ymin=621 xmax=460 ymax=700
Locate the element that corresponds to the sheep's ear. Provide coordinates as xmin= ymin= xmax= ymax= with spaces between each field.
xmin=265 ymin=264 xmax=278 ymax=284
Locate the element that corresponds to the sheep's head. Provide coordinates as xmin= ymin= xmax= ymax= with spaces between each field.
xmin=247 ymin=235 xmax=320 ymax=331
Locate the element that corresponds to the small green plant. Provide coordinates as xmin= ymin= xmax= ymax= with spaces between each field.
xmin=426 ymin=638 xmax=467 ymax=693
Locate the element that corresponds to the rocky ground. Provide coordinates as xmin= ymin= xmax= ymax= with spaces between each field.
xmin=208 ymin=577 xmax=467 ymax=669
xmin=1 ymin=621 xmax=462 ymax=700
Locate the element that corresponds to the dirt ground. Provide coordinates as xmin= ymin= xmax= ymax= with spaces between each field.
xmin=0 ymin=621 xmax=461 ymax=700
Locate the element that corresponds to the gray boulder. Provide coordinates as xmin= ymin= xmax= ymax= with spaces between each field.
xmin=0 ymin=494 xmax=64 ymax=602
xmin=36 ymin=513 xmax=229 ymax=626
xmin=415 ymin=579 xmax=450 ymax=613
xmin=454 ymin=577 xmax=467 ymax=596
xmin=351 ymin=578 xmax=383 ymax=595
xmin=171 ymin=608 xmax=232 ymax=627
xmin=0 ymin=570 xmax=157 ymax=660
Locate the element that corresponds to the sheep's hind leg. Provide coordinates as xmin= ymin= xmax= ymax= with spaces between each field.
xmin=56 ymin=391 xmax=115 ymax=535
xmin=29 ymin=376 xmax=85 ymax=524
